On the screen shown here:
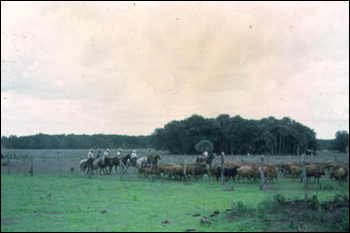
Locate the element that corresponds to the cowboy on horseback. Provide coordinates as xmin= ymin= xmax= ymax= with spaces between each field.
xmin=104 ymin=149 xmax=110 ymax=157
xmin=131 ymin=150 xmax=138 ymax=167
xmin=87 ymin=149 xmax=95 ymax=173
xmin=96 ymin=150 xmax=102 ymax=159
xmin=117 ymin=148 xmax=123 ymax=157
xmin=204 ymin=148 xmax=209 ymax=164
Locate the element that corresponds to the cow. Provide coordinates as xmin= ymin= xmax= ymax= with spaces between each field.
xmin=290 ymin=166 xmax=303 ymax=182
xmin=330 ymin=168 xmax=348 ymax=186
xmin=237 ymin=166 xmax=259 ymax=183
xmin=216 ymin=166 xmax=240 ymax=182
xmin=306 ymin=164 xmax=325 ymax=183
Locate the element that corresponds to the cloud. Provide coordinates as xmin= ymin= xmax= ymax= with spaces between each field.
xmin=1 ymin=1 xmax=349 ymax=138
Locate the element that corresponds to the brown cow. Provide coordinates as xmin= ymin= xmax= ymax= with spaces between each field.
xmin=291 ymin=166 xmax=303 ymax=182
xmin=237 ymin=166 xmax=258 ymax=183
xmin=306 ymin=164 xmax=324 ymax=183
xmin=330 ymin=168 xmax=348 ymax=186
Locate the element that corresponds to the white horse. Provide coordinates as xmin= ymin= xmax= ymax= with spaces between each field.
xmin=80 ymin=159 xmax=88 ymax=175
xmin=80 ymin=157 xmax=106 ymax=177
xmin=136 ymin=157 xmax=148 ymax=169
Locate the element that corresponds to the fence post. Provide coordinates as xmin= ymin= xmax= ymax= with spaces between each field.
xmin=120 ymin=162 xmax=135 ymax=180
xmin=183 ymin=160 xmax=188 ymax=183
xmin=260 ymin=155 xmax=265 ymax=190
xmin=30 ymin=153 xmax=34 ymax=177
xmin=302 ymin=154 xmax=308 ymax=199
xmin=311 ymin=152 xmax=314 ymax=160
xmin=7 ymin=156 xmax=10 ymax=175
xmin=346 ymin=147 xmax=349 ymax=187
xmin=58 ymin=152 xmax=62 ymax=178
xmin=119 ymin=162 xmax=123 ymax=181
xmin=151 ymin=157 xmax=155 ymax=182
xmin=221 ymin=152 xmax=225 ymax=186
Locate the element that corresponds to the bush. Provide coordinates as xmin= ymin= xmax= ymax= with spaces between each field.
xmin=195 ymin=140 xmax=214 ymax=153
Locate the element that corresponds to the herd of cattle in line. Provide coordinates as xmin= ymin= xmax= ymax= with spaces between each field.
xmin=79 ymin=153 xmax=349 ymax=186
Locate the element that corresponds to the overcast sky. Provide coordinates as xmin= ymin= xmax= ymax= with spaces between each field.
xmin=1 ymin=1 xmax=349 ymax=139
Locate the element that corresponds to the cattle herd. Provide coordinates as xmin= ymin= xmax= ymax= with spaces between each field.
xmin=78 ymin=154 xmax=349 ymax=187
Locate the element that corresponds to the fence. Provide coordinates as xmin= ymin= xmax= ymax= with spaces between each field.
xmin=1 ymin=149 xmax=349 ymax=191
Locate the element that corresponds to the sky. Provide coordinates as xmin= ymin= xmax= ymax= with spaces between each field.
xmin=1 ymin=1 xmax=349 ymax=139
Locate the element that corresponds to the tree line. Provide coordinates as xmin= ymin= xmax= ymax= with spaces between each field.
xmin=151 ymin=114 xmax=319 ymax=155
xmin=1 ymin=114 xmax=348 ymax=154
xmin=1 ymin=134 xmax=151 ymax=150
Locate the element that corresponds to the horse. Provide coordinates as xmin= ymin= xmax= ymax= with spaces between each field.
xmin=120 ymin=154 xmax=131 ymax=173
xmin=105 ymin=156 xmax=120 ymax=174
xmin=147 ymin=154 xmax=161 ymax=167
xmin=130 ymin=157 xmax=138 ymax=167
xmin=136 ymin=157 xmax=148 ymax=169
xmin=89 ymin=156 xmax=107 ymax=177
xmin=80 ymin=159 xmax=88 ymax=175
xmin=196 ymin=153 xmax=215 ymax=168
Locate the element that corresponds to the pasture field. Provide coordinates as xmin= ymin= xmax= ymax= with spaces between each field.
xmin=1 ymin=149 xmax=349 ymax=232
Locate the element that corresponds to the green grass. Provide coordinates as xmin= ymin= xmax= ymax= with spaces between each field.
xmin=1 ymin=173 xmax=349 ymax=232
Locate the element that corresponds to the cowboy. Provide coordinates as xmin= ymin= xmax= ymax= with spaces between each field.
xmin=87 ymin=149 xmax=95 ymax=171
xmin=203 ymin=148 xmax=210 ymax=164
xmin=130 ymin=150 xmax=138 ymax=166
xmin=147 ymin=148 xmax=153 ymax=157
xmin=117 ymin=148 xmax=123 ymax=157
xmin=131 ymin=150 xmax=138 ymax=160
xmin=104 ymin=149 xmax=110 ymax=157
xmin=96 ymin=150 xmax=102 ymax=159
xmin=203 ymin=148 xmax=209 ymax=158
xmin=147 ymin=148 xmax=153 ymax=164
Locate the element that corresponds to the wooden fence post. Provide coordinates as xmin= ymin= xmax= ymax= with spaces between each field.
xmin=58 ymin=152 xmax=62 ymax=178
xmin=151 ymin=157 xmax=155 ymax=182
xmin=346 ymin=147 xmax=349 ymax=187
xmin=221 ymin=152 xmax=225 ymax=186
xmin=183 ymin=160 xmax=188 ymax=183
xmin=260 ymin=155 xmax=265 ymax=190
xmin=120 ymin=162 xmax=135 ymax=180
xmin=30 ymin=153 xmax=34 ymax=177
xmin=7 ymin=156 xmax=10 ymax=175
xmin=302 ymin=154 xmax=308 ymax=199
xmin=119 ymin=162 xmax=123 ymax=181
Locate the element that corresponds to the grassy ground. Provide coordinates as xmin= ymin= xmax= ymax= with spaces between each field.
xmin=1 ymin=173 xmax=349 ymax=232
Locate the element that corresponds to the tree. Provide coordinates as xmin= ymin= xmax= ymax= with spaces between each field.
xmin=332 ymin=131 xmax=349 ymax=152
xmin=195 ymin=140 xmax=214 ymax=154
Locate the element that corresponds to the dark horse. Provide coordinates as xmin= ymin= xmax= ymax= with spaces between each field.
xmin=147 ymin=154 xmax=161 ymax=167
xmin=105 ymin=156 xmax=120 ymax=174
xmin=196 ymin=153 xmax=215 ymax=168
xmin=120 ymin=154 xmax=131 ymax=173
